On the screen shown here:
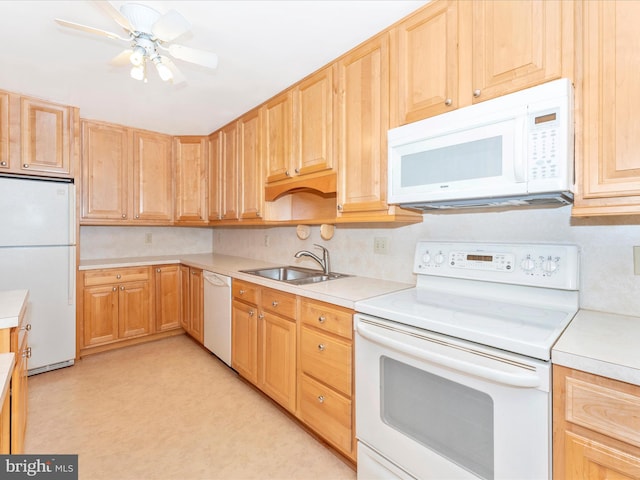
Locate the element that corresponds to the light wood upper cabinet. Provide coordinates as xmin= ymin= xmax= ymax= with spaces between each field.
xmin=0 ymin=92 xmax=9 ymax=169
xmin=81 ymin=120 xmax=130 ymax=221
xmin=336 ymin=33 xmax=390 ymax=215
xmin=207 ymin=131 xmax=223 ymax=221
xmin=468 ymin=0 xmax=566 ymax=104
xmin=238 ymin=108 xmax=263 ymax=219
xmin=174 ymin=136 xmax=207 ymax=224
xmin=221 ymin=122 xmax=239 ymax=220
xmin=573 ymin=0 xmax=640 ymax=216
xmin=390 ymin=0 xmax=460 ymax=127
xmin=263 ymin=91 xmax=293 ymax=184
xmin=132 ymin=130 xmax=173 ymax=222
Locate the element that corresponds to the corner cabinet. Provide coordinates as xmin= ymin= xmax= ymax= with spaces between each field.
xmin=81 ymin=120 xmax=173 ymax=224
xmin=573 ymin=0 xmax=640 ymax=217
xmin=553 ymin=365 xmax=640 ymax=479
xmin=0 ymin=90 xmax=78 ymax=179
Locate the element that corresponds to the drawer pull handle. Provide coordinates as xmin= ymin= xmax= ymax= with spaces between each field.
xmin=239 ymin=289 xmax=245 ymax=295
xmin=116 ymin=274 xmax=121 ymax=279
xmin=272 ymin=300 xmax=278 ymax=307
xmin=318 ymin=344 xmax=325 ymax=352
xmin=317 ymin=395 xmax=325 ymax=404
xmin=24 ymin=347 xmax=32 ymax=359
xmin=318 ymin=315 xmax=326 ymax=324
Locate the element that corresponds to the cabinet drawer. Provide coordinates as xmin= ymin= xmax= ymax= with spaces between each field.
xmin=566 ymin=375 xmax=640 ymax=448
xmin=299 ymin=298 xmax=353 ymax=340
xmin=84 ymin=267 xmax=150 ymax=286
xmin=233 ymin=280 xmax=259 ymax=304
xmin=300 ymin=373 xmax=352 ymax=455
xmin=300 ymin=326 xmax=351 ymax=396
xmin=261 ymin=288 xmax=296 ymax=319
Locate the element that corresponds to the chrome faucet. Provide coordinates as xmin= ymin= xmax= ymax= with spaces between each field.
xmin=294 ymin=244 xmax=331 ymax=275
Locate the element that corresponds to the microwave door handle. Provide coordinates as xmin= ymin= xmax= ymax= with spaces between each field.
xmin=356 ymin=321 xmax=541 ymax=388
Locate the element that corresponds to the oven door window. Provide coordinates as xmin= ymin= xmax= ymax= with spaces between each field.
xmin=381 ymin=356 xmax=494 ymax=480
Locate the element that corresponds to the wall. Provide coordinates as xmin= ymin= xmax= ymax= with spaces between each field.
xmin=213 ymin=206 xmax=640 ymax=318
xmin=80 ymin=226 xmax=213 ymax=259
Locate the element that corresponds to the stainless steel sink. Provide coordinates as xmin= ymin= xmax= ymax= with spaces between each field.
xmin=240 ymin=266 xmax=350 ymax=285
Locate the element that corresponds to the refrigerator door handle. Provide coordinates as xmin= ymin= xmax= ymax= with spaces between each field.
xmin=68 ymin=184 xmax=76 ymax=245
xmin=68 ymin=247 xmax=76 ymax=306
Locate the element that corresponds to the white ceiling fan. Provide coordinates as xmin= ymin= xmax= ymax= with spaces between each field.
xmin=55 ymin=1 xmax=218 ymax=85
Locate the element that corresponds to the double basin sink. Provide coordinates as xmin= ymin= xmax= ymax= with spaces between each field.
xmin=240 ymin=266 xmax=349 ymax=286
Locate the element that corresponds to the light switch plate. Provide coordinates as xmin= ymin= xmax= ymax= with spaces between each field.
xmin=635 ymin=246 xmax=640 ymax=275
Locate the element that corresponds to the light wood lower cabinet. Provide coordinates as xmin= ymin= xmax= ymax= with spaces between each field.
xmin=0 ymin=297 xmax=29 ymax=454
xmin=80 ymin=265 xmax=184 ymax=355
xmin=553 ymin=365 xmax=640 ymax=479
xmin=182 ymin=267 xmax=204 ymax=344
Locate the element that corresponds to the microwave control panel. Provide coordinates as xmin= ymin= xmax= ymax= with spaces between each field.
xmin=528 ymin=108 xmax=564 ymax=181
xmin=413 ymin=241 xmax=579 ymax=290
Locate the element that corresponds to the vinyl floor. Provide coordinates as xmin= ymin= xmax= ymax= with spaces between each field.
xmin=24 ymin=334 xmax=356 ymax=480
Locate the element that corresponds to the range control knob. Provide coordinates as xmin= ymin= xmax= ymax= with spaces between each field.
xmin=520 ymin=257 xmax=536 ymax=272
xmin=542 ymin=258 xmax=559 ymax=274
xmin=435 ymin=253 xmax=446 ymax=265
xmin=422 ymin=252 xmax=431 ymax=264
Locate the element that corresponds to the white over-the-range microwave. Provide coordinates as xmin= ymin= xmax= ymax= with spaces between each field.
xmin=388 ymin=78 xmax=574 ymax=210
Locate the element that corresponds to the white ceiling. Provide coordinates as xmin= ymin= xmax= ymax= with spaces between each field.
xmin=0 ymin=0 xmax=427 ymax=135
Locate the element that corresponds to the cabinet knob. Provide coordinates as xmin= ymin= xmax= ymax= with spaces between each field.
xmin=473 ymin=89 xmax=481 ymax=98
xmin=22 ymin=164 xmax=29 ymax=168
xmin=258 ymin=313 xmax=264 ymax=320
xmin=318 ymin=315 xmax=326 ymax=324
xmin=294 ymin=168 xmax=300 ymax=174
xmin=337 ymin=204 xmax=343 ymax=211
xmin=135 ymin=214 xmax=139 ymax=219
xmin=317 ymin=344 xmax=326 ymax=352
xmin=0 ymin=161 xmax=7 ymax=166
xmin=317 ymin=395 xmax=325 ymax=404
xmin=112 ymin=286 xmax=117 ymax=292
xmin=272 ymin=300 xmax=278 ymax=307
xmin=239 ymin=289 xmax=245 ymax=295
xmin=22 ymin=324 xmax=31 ymax=331
xmin=116 ymin=274 xmax=121 ymax=279
xmin=249 ymin=309 xmax=255 ymax=317
xmin=120 ymin=285 xmax=125 ymax=291
xmin=285 ymin=170 xmax=290 ymax=177
xmin=444 ymin=98 xmax=452 ymax=106
xmin=156 ymin=268 xmax=161 ymax=273
xmin=24 ymin=347 xmax=32 ymax=359
xmin=121 ymin=214 xmax=126 ymax=219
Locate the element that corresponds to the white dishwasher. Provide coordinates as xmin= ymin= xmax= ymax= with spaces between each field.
xmin=203 ymin=271 xmax=232 ymax=367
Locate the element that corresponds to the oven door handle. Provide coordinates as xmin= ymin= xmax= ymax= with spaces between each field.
xmin=356 ymin=321 xmax=541 ymax=388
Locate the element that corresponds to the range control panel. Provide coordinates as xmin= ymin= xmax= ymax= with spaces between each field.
xmin=414 ymin=241 xmax=579 ymax=290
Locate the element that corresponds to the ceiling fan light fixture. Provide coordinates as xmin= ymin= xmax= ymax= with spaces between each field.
xmin=130 ymin=64 xmax=145 ymax=81
xmin=153 ymin=58 xmax=173 ymax=82
xmin=129 ymin=46 xmax=146 ymax=66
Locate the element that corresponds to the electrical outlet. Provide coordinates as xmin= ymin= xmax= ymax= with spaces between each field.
xmin=264 ymin=234 xmax=270 ymax=247
xmin=145 ymin=233 xmax=152 ymax=245
xmin=634 ymin=246 xmax=640 ymax=275
xmin=373 ymin=237 xmax=389 ymax=255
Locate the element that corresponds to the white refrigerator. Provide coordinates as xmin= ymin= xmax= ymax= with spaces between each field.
xmin=0 ymin=176 xmax=76 ymax=375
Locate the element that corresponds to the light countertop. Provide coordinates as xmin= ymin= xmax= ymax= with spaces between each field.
xmin=80 ymin=253 xmax=413 ymax=309
xmin=552 ymin=309 xmax=640 ymax=386
xmin=0 ymin=289 xmax=29 ymax=329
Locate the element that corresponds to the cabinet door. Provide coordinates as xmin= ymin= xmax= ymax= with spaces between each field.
xmin=221 ymin=122 xmax=239 ymax=220
xmin=118 ymin=280 xmax=152 ymax=338
xmin=564 ymin=432 xmax=640 ymax=479
xmin=81 ymin=121 xmax=130 ymax=221
xmin=155 ymin=265 xmax=181 ymax=332
xmin=132 ymin=130 xmax=173 ymax=222
xmin=11 ymin=334 xmax=28 ymax=454
xmin=20 ymin=97 xmax=73 ymax=176
xmin=207 ymin=131 xmax=223 ymax=221
xmin=239 ymin=108 xmax=263 ymax=219
xmin=188 ymin=268 xmax=204 ymax=343
xmin=0 ymin=92 xmax=8 ymax=169
xmin=390 ymin=0 xmax=459 ymax=126
xmin=293 ymin=65 xmax=335 ymax=176
xmin=83 ymin=284 xmax=119 ymax=346
xmin=263 ymin=91 xmax=293 ymax=184
xmin=232 ymin=300 xmax=258 ymax=384
xmin=470 ymin=0 xmax=562 ymax=102
xmin=259 ymin=311 xmax=296 ymax=412
xmin=174 ymin=136 xmax=207 ymax=223
xmin=337 ymin=33 xmax=390 ymax=214
xmin=575 ymin=0 xmax=640 ymax=212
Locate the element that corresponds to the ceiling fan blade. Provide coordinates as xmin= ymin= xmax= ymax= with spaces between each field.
xmin=110 ymin=49 xmax=134 ymax=66
xmin=168 ymin=44 xmax=218 ymax=69
xmin=55 ymin=18 xmax=129 ymax=41
xmin=160 ymin=57 xmax=187 ymax=85
xmin=152 ymin=10 xmax=191 ymax=42
xmin=92 ymin=0 xmax=134 ymax=32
